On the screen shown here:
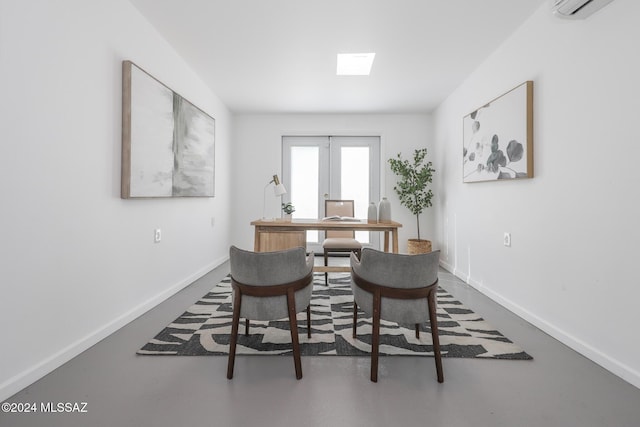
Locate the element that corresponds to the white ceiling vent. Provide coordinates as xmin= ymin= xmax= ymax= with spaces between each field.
xmin=552 ymin=0 xmax=615 ymax=19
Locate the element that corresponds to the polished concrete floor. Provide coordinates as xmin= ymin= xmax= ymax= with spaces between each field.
xmin=2 ymin=259 xmax=640 ymax=427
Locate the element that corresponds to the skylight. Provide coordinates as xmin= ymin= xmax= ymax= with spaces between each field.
xmin=336 ymin=53 xmax=376 ymax=76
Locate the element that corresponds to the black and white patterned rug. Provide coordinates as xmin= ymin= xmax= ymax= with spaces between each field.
xmin=138 ymin=273 xmax=532 ymax=359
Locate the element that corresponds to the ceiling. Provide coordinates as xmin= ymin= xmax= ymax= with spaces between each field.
xmin=129 ymin=0 xmax=545 ymax=114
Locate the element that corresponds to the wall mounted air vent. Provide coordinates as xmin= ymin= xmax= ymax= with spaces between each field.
xmin=552 ymin=0 xmax=615 ymax=19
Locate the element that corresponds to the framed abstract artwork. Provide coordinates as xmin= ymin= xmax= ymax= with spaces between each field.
xmin=463 ymin=81 xmax=533 ymax=183
xmin=121 ymin=60 xmax=215 ymax=198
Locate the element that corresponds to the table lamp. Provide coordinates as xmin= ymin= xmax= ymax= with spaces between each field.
xmin=263 ymin=174 xmax=287 ymax=219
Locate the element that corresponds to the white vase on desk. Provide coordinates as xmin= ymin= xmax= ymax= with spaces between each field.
xmin=367 ymin=202 xmax=378 ymax=223
xmin=378 ymin=197 xmax=391 ymax=223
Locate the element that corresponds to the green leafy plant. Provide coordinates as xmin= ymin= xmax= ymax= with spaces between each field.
xmin=388 ymin=148 xmax=435 ymax=240
xmin=281 ymin=202 xmax=295 ymax=215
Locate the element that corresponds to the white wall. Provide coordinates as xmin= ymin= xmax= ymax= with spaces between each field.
xmin=231 ymin=114 xmax=434 ymax=251
xmin=0 ymin=0 xmax=231 ymax=401
xmin=433 ymin=0 xmax=640 ymax=388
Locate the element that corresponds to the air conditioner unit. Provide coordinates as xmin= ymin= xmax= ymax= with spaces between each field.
xmin=552 ymin=0 xmax=615 ymax=19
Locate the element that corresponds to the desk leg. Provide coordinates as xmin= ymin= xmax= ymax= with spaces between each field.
xmin=392 ymin=228 xmax=399 ymax=253
xmin=254 ymin=227 xmax=261 ymax=252
xmin=383 ymin=231 xmax=390 ymax=252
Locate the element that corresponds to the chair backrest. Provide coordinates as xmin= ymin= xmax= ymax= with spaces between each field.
xmin=350 ymin=248 xmax=441 ymax=324
xmin=229 ymin=245 xmax=314 ymax=321
xmin=352 ymin=248 xmax=440 ymax=289
xmin=229 ymin=245 xmax=312 ymax=286
xmin=325 ymin=199 xmax=355 ymax=239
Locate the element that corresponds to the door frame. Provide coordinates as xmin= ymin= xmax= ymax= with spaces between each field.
xmin=282 ymin=134 xmax=381 ymax=252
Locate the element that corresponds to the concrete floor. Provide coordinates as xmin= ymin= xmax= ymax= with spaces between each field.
xmin=2 ymin=260 xmax=639 ymax=427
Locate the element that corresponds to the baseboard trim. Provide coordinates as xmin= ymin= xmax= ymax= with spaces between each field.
xmin=438 ymin=262 xmax=640 ymax=390
xmin=0 ymin=255 xmax=229 ymax=402
xmin=439 ymin=260 xmax=454 ymax=273
xmin=442 ymin=261 xmax=469 ymax=285
xmin=475 ymin=283 xmax=640 ymax=390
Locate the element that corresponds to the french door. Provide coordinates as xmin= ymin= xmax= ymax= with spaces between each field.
xmin=282 ymin=135 xmax=381 ymax=253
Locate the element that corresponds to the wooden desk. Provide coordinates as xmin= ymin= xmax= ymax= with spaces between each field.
xmin=251 ymin=219 xmax=402 ymax=272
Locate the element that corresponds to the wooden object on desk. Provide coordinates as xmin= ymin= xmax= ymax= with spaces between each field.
xmin=251 ymin=218 xmax=402 ymax=254
xmin=256 ymin=229 xmax=306 ymax=253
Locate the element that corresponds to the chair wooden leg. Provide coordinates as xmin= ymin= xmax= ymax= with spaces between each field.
xmin=227 ymin=290 xmax=242 ymax=380
xmin=428 ymin=289 xmax=444 ymax=383
xmin=245 ymin=319 xmax=249 ymax=336
xmin=306 ymin=305 xmax=311 ymax=338
xmin=287 ymin=290 xmax=303 ymax=380
xmin=352 ymin=302 xmax=358 ymax=338
xmin=415 ymin=324 xmax=420 ymax=339
xmin=371 ymin=291 xmax=382 ymax=382
xmin=324 ymin=250 xmax=329 ymax=285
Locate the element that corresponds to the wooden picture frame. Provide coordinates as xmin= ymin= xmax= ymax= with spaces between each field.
xmin=121 ymin=60 xmax=215 ymax=198
xmin=463 ymin=81 xmax=533 ymax=183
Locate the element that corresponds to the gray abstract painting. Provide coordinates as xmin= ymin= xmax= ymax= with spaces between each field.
xmin=122 ymin=61 xmax=215 ymax=198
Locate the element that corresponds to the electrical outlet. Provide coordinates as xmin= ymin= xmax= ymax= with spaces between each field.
xmin=503 ymin=232 xmax=511 ymax=247
xmin=154 ymin=229 xmax=162 ymax=243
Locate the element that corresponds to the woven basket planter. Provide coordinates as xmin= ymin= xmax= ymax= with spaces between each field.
xmin=407 ymin=239 xmax=432 ymax=254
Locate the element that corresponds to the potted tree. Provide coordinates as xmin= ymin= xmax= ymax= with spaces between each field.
xmin=388 ymin=148 xmax=435 ymax=254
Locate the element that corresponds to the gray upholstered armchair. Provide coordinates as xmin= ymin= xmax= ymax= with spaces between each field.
xmin=350 ymin=248 xmax=443 ymax=383
xmin=227 ymin=245 xmax=314 ymax=380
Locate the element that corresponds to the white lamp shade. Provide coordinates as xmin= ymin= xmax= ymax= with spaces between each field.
xmin=274 ymin=183 xmax=287 ymax=196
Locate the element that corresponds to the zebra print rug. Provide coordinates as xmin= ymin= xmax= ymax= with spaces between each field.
xmin=137 ymin=273 xmax=532 ymax=359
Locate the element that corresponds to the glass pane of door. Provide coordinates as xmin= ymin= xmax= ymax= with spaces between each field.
xmin=341 ymin=146 xmax=370 ymax=243
xmin=290 ymin=146 xmax=319 ymax=243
